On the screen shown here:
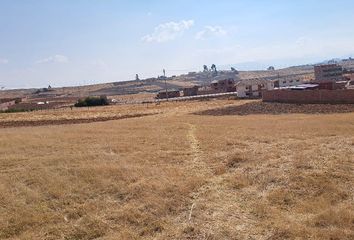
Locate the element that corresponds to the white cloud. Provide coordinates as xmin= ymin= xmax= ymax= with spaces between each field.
xmin=195 ymin=26 xmax=227 ymax=40
xmin=35 ymin=54 xmax=69 ymax=64
xmin=0 ymin=58 xmax=9 ymax=64
xmin=142 ymin=20 xmax=194 ymax=43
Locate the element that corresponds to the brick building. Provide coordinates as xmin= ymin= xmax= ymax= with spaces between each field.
xmin=182 ymin=86 xmax=199 ymax=96
xmin=156 ymin=90 xmax=180 ymax=99
xmin=274 ymin=78 xmax=302 ymax=88
xmin=236 ymin=79 xmax=274 ymax=98
xmin=210 ymin=78 xmax=236 ymax=92
xmin=314 ymin=64 xmax=343 ymax=82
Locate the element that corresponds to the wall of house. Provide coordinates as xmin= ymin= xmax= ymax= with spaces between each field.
xmin=314 ymin=64 xmax=343 ymax=82
xmin=236 ymin=85 xmax=247 ymax=98
xmin=278 ymin=79 xmax=302 ymax=87
xmin=263 ymin=89 xmax=354 ymax=104
xmin=237 ymin=82 xmax=274 ymax=98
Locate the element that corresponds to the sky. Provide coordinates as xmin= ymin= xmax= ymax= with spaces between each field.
xmin=1 ymin=0 xmax=354 ymax=89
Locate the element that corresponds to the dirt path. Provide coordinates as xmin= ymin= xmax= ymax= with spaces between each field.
xmin=175 ymin=122 xmax=260 ymax=239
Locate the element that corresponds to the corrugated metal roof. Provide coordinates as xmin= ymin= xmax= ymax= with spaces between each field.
xmin=289 ymin=84 xmax=319 ymax=90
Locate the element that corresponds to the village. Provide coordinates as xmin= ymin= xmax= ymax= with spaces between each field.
xmin=1 ymin=58 xmax=354 ymax=112
xmin=156 ymin=61 xmax=354 ymax=104
xmin=2 ymin=1 xmax=354 ymax=238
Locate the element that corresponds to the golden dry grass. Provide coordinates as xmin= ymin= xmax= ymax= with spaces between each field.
xmin=0 ymin=99 xmax=354 ymax=239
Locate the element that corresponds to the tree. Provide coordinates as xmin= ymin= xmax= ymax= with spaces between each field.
xmin=74 ymin=96 xmax=109 ymax=107
xmin=135 ymin=74 xmax=140 ymax=81
xmin=203 ymin=65 xmax=208 ymax=72
xmin=211 ymin=64 xmax=217 ymax=72
xmin=267 ymin=66 xmax=275 ymax=71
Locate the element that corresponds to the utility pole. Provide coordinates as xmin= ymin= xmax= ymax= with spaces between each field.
xmin=163 ymin=69 xmax=168 ymax=101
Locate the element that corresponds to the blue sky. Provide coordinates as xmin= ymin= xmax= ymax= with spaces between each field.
xmin=1 ymin=0 xmax=354 ymax=89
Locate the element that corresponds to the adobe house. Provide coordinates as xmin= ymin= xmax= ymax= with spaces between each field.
xmin=274 ymin=78 xmax=302 ymax=88
xmin=314 ymin=64 xmax=343 ymax=89
xmin=156 ymin=89 xmax=180 ymax=99
xmin=210 ymin=78 xmax=236 ymax=92
xmin=236 ymin=79 xmax=274 ymax=98
xmin=183 ymin=86 xmax=199 ymax=96
xmin=346 ymin=80 xmax=354 ymax=89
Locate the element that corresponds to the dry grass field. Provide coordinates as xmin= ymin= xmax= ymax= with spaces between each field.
xmin=1 ymin=99 xmax=354 ymax=239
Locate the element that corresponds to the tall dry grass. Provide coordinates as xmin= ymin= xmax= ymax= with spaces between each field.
xmin=0 ymin=99 xmax=353 ymax=239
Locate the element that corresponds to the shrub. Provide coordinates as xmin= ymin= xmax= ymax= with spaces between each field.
xmin=74 ymin=96 xmax=109 ymax=107
xmin=0 ymin=108 xmax=34 ymax=114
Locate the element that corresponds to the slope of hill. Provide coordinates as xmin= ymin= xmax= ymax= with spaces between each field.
xmin=2 ymin=58 xmax=354 ymax=102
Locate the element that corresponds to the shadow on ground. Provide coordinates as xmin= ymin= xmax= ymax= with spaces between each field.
xmin=194 ymin=101 xmax=354 ymax=116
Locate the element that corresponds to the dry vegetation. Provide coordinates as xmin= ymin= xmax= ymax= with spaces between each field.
xmin=1 ymin=99 xmax=354 ymax=239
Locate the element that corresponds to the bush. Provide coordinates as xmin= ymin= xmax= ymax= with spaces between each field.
xmin=0 ymin=108 xmax=34 ymax=114
xmin=74 ymin=96 xmax=109 ymax=107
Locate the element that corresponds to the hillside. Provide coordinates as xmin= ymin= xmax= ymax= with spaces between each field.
xmin=0 ymin=65 xmax=315 ymax=99
xmin=1 ymin=58 xmax=353 ymax=106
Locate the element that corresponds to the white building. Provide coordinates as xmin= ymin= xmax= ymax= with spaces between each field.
xmin=236 ymin=79 xmax=274 ymax=98
xmin=274 ymin=78 xmax=302 ymax=88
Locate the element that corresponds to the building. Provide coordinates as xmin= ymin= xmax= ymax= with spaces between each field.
xmin=156 ymin=90 xmax=180 ymax=99
xmin=274 ymin=78 xmax=302 ymax=88
xmin=346 ymin=80 xmax=354 ymax=89
xmin=210 ymin=78 xmax=236 ymax=92
xmin=314 ymin=64 xmax=343 ymax=82
xmin=344 ymin=73 xmax=354 ymax=81
xmin=183 ymin=86 xmax=199 ymax=96
xmin=236 ymin=79 xmax=274 ymax=98
xmin=288 ymin=84 xmax=319 ymax=90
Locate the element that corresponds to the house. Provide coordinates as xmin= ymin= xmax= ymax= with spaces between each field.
xmin=236 ymin=79 xmax=274 ymax=98
xmin=210 ymin=78 xmax=236 ymax=92
xmin=346 ymin=80 xmax=354 ymax=89
xmin=156 ymin=89 xmax=180 ymax=99
xmin=183 ymin=86 xmax=199 ymax=96
xmin=288 ymin=84 xmax=319 ymax=90
xmin=274 ymin=78 xmax=302 ymax=88
xmin=314 ymin=64 xmax=343 ymax=83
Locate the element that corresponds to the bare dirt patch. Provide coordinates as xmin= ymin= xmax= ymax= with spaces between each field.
xmin=195 ymin=101 xmax=354 ymax=116
xmin=0 ymin=112 xmax=157 ymax=128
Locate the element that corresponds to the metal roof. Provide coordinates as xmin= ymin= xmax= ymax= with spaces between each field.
xmin=289 ymin=84 xmax=319 ymax=90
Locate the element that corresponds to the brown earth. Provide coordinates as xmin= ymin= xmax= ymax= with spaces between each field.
xmin=1 ymin=99 xmax=354 ymax=239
